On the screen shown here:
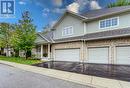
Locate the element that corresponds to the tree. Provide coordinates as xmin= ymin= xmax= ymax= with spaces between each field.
xmin=108 ymin=0 xmax=130 ymax=8
xmin=10 ymin=24 xmax=21 ymax=57
xmin=11 ymin=11 xmax=36 ymax=59
xmin=0 ymin=23 xmax=13 ymax=56
xmin=0 ymin=34 xmax=5 ymax=55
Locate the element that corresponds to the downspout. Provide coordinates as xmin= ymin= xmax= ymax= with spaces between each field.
xmin=83 ymin=22 xmax=87 ymax=62
xmin=82 ymin=22 xmax=87 ymax=72
xmin=81 ymin=39 xmax=86 ymax=73
xmin=81 ymin=39 xmax=86 ymax=63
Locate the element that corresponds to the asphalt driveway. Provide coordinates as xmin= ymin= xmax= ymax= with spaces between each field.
xmin=0 ymin=63 xmax=93 ymax=88
xmin=34 ymin=61 xmax=130 ymax=81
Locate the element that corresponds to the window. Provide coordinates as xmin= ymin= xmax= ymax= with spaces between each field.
xmin=112 ymin=18 xmax=118 ymax=26
xmin=99 ymin=17 xmax=119 ymax=29
xmin=106 ymin=19 xmax=111 ymax=27
xmin=62 ymin=26 xmax=73 ymax=36
xmin=100 ymin=20 xmax=105 ymax=28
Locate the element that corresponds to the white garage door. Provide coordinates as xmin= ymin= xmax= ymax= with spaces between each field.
xmin=55 ymin=49 xmax=80 ymax=62
xmin=116 ymin=46 xmax=130 ymax=65
xmin=88 ymin=47 xmax=109 ymax=64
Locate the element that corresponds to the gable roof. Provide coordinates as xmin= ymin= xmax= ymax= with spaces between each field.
xmin=52 ymin=5 xmax=130 ymax=28
xmin=35 ymin=31 xmax=54 ymax=44
xmin=36 ymin=6 xmax=130 ymax=44
xmin=40 ymin=31 xmax=54 ymax=43
xmin=35 ymin=33 xmax=48 ymax=44
xmin=36 ymin=27 xmax=130 ymax=44
xmin=53 ymin=10 xmax=88 ymax=28
xmin=82 ymin=5 xmax=130 ymax=21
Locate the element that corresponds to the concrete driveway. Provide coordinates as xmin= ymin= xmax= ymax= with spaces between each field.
xmin=0 ymin=63 xmax=92 ymax=88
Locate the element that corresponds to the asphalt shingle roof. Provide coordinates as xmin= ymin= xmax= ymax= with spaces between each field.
xmin=36 ymin=6 xmax=130 ymax=44
xmin=37 ymin=31 xmax=54 ymax=43
xmin=54 ymin=27 xmax=130 ymax=43
xmin=41 ymin=31 xmax=54 ymax=43
xmin=81 ymin=5 xmax=130 ymax=20
xmin=83 ymin=27 xmax=130 ymax=40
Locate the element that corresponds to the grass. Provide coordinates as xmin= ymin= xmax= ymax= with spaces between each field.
xmin=0 ymin=56 xmax=43 ymax=65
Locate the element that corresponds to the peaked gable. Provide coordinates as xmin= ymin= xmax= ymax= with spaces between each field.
xmin=35 ymin=34 xmax=48 ymax=44
xmin=53 ymin=11 xmax=87 ymax=28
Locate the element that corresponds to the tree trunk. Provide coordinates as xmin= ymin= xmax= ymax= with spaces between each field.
xmin=25 ymin=50 xmax=31 ymax=59
xmin=6 ymin=46 xmax=9 ymax=57
xmin=14 ymin=49 xmax=19 ymax=57
xmin=0 ymin=47 xmax=4 ymax=55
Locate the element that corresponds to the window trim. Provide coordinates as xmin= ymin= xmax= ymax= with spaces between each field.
xmin=62 ymin=26 xmax=73 ymax=36
xmin=99 ymin=17 xmax=119 ymax=29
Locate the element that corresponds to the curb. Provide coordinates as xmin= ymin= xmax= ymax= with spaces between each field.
xmin=0 ymin=60 xmax=128 ymax=88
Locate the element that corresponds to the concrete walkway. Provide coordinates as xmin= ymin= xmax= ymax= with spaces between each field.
xmin=0 ymin=60 xmax=129 ymax=88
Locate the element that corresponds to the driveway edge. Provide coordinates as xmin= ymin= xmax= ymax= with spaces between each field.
xmin=0 ymin=60 xmax=129 ymax=88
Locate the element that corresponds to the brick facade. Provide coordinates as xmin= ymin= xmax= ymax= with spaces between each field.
xmin=51 ymin=37 xmax=130 ymax=64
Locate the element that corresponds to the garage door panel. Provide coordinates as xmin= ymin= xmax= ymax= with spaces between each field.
xmin=88 ymin=47 xmax=109 ymax=64
xmin=116 ymin=46 xmax=130 ymax=65
xmin=55 ymin=49 xmax=80 ymax=62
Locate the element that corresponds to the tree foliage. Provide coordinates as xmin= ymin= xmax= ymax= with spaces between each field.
xmin=11 ymin=11 xmax=36 ymax=58
xmin=0 ymin=23 xmax=13 ymax=56
xmin=0 ymin=23 xmax=11 ymax=47
xmin=108 ymin=0 xmax=130 ymax=8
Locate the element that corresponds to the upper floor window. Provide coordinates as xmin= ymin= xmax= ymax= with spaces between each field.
xmin=99 ymin=17 xmax=119 ymax=29
xmin=62 ymin=26 xmax=73 ymax=36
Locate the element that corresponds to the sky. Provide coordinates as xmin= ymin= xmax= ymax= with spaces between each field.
xmin=0 ymin=0 xmax=117 ymax=32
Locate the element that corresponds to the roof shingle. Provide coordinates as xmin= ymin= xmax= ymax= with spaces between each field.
xmin=36 ymin=6 xmax=130 ymax=44
xmin=81 ymin=5 xmax=130 ymax=20
xmin=54 ymin=27 xmax=130 ymax=43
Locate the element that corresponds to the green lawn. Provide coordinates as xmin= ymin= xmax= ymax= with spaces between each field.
xmin=0 ymin=56 xmax=43 ymax=65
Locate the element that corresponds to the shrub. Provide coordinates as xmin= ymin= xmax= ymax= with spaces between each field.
xmin=43 ymin=53 xmax=47 ymax=57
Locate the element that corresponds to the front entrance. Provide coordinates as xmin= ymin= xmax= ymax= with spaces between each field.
xmin=33 ymin=44 xmax=51 ymax=59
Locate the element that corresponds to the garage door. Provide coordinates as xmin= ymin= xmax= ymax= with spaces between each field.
xmin=116 ymin=46 xmax=130 ymax=65
xmin=88 ymin=47 xmax=109 ymax=64
xmin=55 ymin=49 xmax=80 ymax=62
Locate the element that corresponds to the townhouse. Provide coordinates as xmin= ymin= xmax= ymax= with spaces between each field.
xmin=34 ymin=6 xmax=130 ymax=65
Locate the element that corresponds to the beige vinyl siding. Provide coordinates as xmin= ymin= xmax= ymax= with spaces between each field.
xmin=86 ymin=12 xmax=130 ymax=34
xmin=53 ymin=15 xmax=84 ymax=39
